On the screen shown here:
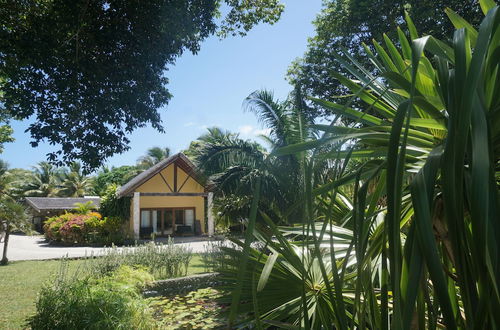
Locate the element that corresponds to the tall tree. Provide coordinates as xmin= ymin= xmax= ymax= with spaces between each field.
xmin=191 ymin=90 xmax=328 ymax=225
xmin=137 ymin=146 xmax=170 ymax=169
xmin=58 ymin=162 xmax=94 ymax=197
xmin=22 ymin=162 xmax=61 ymax=197
xmin=93 ymin=165 xmax=140 ymax=196
xmin=0 ymin=0 xmax=284 ymax=171
xmin=287 ymin=0 xmax=483 ymax=117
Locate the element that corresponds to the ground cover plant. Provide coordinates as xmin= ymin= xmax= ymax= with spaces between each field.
xmin=149 ymin=287 xmax=227 ymax=329
xmin=217 ymin=2 xmax=500 ymax=328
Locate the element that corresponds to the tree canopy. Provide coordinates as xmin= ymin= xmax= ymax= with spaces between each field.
xmin=287 ymin=0 xmax=483 ymax=116
xmin=0 ymin=0 xmax=284 ymax=170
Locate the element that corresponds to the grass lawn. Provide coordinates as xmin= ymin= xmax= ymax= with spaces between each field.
xmin=0 ymin=255 xmax=206 ymax=329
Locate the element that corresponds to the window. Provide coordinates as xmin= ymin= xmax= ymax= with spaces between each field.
xmin=140 ymin=210 xmax=151 ymax=228
xmin=164 ymin=210 xmax=173 ymax=228
xmin=185 ymin=209 xmax=194 ymax=228
xmin=140 ymin=208 xmax=195 ymax=235
xmin=175 ymin=209 xmax=184 ymax=225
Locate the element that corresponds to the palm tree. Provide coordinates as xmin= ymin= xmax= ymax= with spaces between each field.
xmin=22 ymin=162 xmax=61 ymax=197
xmin=137 ymin=146 xmax=170 ymax=169
xmin=192 ymin=90 xmax=330 ymax=225
xmin=58 ymin=162 xmax=94 ymax=197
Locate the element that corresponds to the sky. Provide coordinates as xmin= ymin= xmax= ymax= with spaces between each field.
xmin=3 ymin=1 xmax=323 ymax=170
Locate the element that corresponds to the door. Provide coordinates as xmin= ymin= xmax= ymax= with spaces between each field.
xmin=163 ymin=209 xmax=173 ymax=235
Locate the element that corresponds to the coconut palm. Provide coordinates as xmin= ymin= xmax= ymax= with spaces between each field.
xmin=58 ymin=162 xmax=94 ymax=197
xmin=192 ymin=90 xmax=328 ymax=225
xmin=22 ymin=162 xmax=61 ymax=197
xmin=137 ymin=146 xmax=170 ymax=169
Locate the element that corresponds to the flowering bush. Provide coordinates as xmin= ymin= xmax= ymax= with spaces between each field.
xmin=44 ymin=211 xmax=123 ymax=245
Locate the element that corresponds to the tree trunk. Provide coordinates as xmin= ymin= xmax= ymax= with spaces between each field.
xmin=1 ymin=224 xmax=10 ymax=265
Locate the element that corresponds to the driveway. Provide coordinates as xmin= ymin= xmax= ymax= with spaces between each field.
xmin=5 ymin=234 xmax=214 ymax=261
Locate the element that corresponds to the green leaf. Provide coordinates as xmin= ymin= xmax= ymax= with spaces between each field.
xmin=311 ymin=98 xmax=384 ymax=126
xmin=445 ymin=8 xmax=479 ymax=45
xmin=257 ymin=252 xmax=279 ymax=292
xmin=479 ymin=0 xmax=497 ymax=15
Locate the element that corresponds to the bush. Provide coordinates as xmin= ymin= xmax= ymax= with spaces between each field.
xmin=44 ymin=211 xmax=123 ymax=245
xmin=99 ymin=183 xmax=131 ymax=221
xmin=27 ymin=265 xmax=155 ymax=330
xmin=85 ymin=239 xmax=193 ymax=280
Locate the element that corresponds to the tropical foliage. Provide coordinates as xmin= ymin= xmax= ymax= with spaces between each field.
xmin=287 ymin=0 xmax=484 ymax=118
xmin=99 ymin=184 xmax=131 ymax=222
xmin=0 ymin=198 xmax=29 ymax=265
xmin=0 ymin=0 xmax=284 ymax=170
xmin=44 ymin=211 xmax=123 ymax=246
xmin=219 ymin=3 xmax=500 ymax=328
xmin=0 ymin=160 xmax=32 ymax=265
xmin=191 ymin=90 xmax=333 ymax=227
xmin=19 ymin=161 xmax=94 ymax=197
xmin=136 ymin=146 xmax=171 ymax=169
xmin=28 ymin=265 xmax=155 ymax=330
xmin=92 ymin=165 xmax=140 ymax=196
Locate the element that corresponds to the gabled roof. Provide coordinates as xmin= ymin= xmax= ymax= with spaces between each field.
xmin=25 ymin=197 xmax=101 ymax=213
xmin=117 ymin=153 xmax=206 ymax=198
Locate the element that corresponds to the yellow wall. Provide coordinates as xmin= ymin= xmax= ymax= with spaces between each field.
xmin=127 ymin=163 xmax=206 ymax=235
xmin=134 ymin=163 xmax=204 ymax=194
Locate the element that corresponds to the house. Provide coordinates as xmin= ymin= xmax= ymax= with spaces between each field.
xmin=117 ymin=153 xmax=214 ymax=239
xmin=25 ymin=196 xmax=101 ymax=232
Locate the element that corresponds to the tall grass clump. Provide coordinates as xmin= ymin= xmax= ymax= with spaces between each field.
xmin=201 ymin=239 xmax=237 ymax=272
xmin=27 ymin=262 xmax=155 ymax=330
xmin=86 ymin=239 xmax=192 ymax=279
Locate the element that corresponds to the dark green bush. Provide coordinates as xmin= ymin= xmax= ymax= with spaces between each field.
xmin=27 ymin=265 xmax=154 ymax=330
xmin=99 ymin=183 xmax=131 ymax=222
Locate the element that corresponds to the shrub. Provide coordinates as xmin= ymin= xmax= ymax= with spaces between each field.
xmin=27 ymin=265 xmax=155 ymax=330
xmin=86 ymin=239 xmax=193 ymax=280
xmin=43 ymin=212 xmax=123 ymax=245
xmin=99 ymin=183 xmax=131 ymax=222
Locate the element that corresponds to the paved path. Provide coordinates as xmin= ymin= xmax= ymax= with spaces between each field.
xmin=6 ymin=235 xmax=214 ymax=261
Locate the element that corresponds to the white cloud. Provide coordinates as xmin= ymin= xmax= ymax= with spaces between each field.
xmin=183 ymin=122 xmax=196 ymax=127
xmin=238 ymin=125 xmax=254 ymax=135
xmin=238 ymin=125 xmax=271 ymax=138
xmin=253 ymin=128 xmax=271 ymax=136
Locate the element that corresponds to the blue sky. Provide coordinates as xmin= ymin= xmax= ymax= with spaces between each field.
xmin=3 ymin=1 xmax=323 ymax=170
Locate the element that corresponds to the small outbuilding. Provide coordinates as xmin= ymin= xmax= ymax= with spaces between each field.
xmin=117 ymin=153 xmax=214 ymax=239
xmin=24 ymin=196 xmax=101 ymax=232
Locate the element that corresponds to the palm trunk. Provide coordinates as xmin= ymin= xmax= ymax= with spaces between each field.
xmin=1 ymin=224 xmax=10 ymax=265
